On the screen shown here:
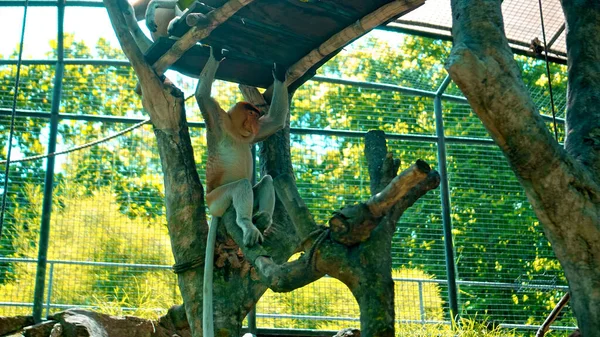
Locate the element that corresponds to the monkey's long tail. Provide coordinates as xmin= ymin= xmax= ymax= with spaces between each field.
xmin=203 ymin=216 xmax=219 ymax=337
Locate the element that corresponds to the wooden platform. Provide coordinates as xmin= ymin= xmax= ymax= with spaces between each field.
xmin=144 ymin=0 xmax=424 ymax=90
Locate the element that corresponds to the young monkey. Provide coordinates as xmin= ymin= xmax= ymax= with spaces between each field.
xmin=129 ymin=0 xmax=192 ymax=40
xmin=197 ymin=46 xmax=288 ymax=337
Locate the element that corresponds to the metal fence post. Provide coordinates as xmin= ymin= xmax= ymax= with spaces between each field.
xmin=32 ymin=0 xmax=65 ymax=322
xmin=247 ymin=144 xmax=258 ymax=335
xmin=434 ymin=75 xmax=460 ymax=323
xmin=45 ymin=262 xmax=55 ymax=318
xmin=418 ymin=281 xmax=425 ymax=323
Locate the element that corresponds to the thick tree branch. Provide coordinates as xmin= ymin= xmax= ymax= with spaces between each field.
xmin=446 ymin=0 xmax=600 ymax=227
xmin=122 ymin=0 xmax=152 ymax=53
xmin=328 ymin=160 xmax=435 ymax=246
xmin=153 ymin=0 xmax=254 ymax=75
xmin=103 ymin=1 xmax=160 ymax=93
xmin=274 ymin=174 xmax=317 ymax=239
xmin=255 ymin=254 xmax=325 ymax=293
xmin=154 ymin=122 xmax=207 ymax=336
xmin=104 ymin=0 xmax=183 ymax=130
xmin=366 ymin=160 xmax=430 ymax=217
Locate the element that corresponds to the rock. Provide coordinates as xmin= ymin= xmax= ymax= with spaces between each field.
xmin=49 ymin=323 xmax=63 ymax=337
xmin=0 ymin=316 xmax=34 ymax=335
xmin=333 ymin=328 xmax=360 ymax=337
xmin=52 ymin=309 xmax=176 ymax=337
xmin=157 ymin=305 xmax=189 ymax=331
xmin=22 ymin=321 xmax=57 ymax=337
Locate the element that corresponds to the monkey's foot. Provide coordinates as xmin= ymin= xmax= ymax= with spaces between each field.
xmin=252 ymin=211 xmax=272 ymax=231
xmin=240 ymin=222 xmax=264 ymax=247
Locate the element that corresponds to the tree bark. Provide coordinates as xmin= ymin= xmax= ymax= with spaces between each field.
xmin=562 ymin=1 xmax=600 ymax=181
xmin=447 ymin=0 xmax=600 ymax=335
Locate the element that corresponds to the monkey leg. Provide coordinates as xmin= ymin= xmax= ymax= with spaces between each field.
xmin=206 ymin=179 xmax=263 ymax=247
xmin=145 ymin=0 xmax=177 ymax=33
xmin=252 ymin=175 xmax=274 ymax=231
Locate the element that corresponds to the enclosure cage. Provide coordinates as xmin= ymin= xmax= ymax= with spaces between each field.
xmin=0 ymin=0 xmax=577 ymax=335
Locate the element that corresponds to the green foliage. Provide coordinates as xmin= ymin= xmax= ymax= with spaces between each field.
xmin=0 ymin=185 xmax=177 ymax=319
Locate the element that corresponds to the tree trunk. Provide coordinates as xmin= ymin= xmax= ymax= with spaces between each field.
xmin=446 ymin=0 xmax=600 ymax=335
xmin=352 ymin=231 xmax=395 ymax=337
xmin=562 ymin=1 xmax=600 ymax=181
xmin=559 ymin=2 xmax=600 ymax=334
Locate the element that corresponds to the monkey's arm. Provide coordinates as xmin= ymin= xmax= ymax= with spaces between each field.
xmin=196 ymin=50 xmax=228 ymax=135
xmin=255 ymin=65 xmax=289 ymax=142
xmin=130 ymin=0 xmax=152 ymax=21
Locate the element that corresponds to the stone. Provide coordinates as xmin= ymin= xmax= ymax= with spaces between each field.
xmin=0 ymin=316 xmax=34 ymax=336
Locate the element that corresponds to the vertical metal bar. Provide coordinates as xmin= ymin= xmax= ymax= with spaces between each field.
xmin=434 ymin=75 xmax=459 ymax=323
xmin=418 ymin=281 xmax=425 ymax=323
xmin=32 ymin=0 xmax=64 ymax=323
xmin=247 ymin=144 xmax=258 ymax=335
xmin=0 ymin=0 xmax=29 ymax=241
xmin=45 ymin=262 xmax=55 ymax=318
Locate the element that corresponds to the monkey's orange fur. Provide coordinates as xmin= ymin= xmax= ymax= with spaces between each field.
xmin=205 ymin=102 xmax=259 ymax=195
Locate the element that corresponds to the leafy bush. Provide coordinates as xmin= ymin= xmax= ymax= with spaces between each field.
xmin=0 ymin=185 xmax=177 ymax=319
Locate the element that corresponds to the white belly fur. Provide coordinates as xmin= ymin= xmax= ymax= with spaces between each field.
xmin=217 ymin=137 xmax=253 ymax=184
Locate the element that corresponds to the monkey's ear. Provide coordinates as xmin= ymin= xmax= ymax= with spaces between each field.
xmin=273 ymin=63 xmax=287 ymax=82
xmin=210 ymin=45 xmax=228 ymax=61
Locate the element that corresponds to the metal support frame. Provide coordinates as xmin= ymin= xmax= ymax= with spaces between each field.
xmin=433 ymin=75 xmax=460 ymax=323
xmin=32 ymin=0 xmax=65 ymax=323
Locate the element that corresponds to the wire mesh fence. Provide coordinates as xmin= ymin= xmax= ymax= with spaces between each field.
xmin=0 ymin=1 xmax=578 ymax=335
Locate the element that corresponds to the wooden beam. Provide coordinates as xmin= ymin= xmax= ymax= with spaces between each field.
xmin=285 ymin=0 xmax=425 ymax=87
xmin=153 ymin=0 xmax=255 ymax=75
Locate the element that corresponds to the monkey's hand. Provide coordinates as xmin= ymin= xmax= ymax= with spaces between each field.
xmin=210 ymin=45 xmax=227 ymax=62
xmin=252 ymin=211 xmax=272 ymax=232
xmin=273 ymin=63 xmax=287 ymax=83
xmin=240 ymin=221 xmax=264 ymax=247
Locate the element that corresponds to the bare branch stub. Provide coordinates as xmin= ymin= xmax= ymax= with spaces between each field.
xmin=365 ymin=130 xmax=401 ymax=195
xmin=365 ymin=130 xmax=388 ymax=194
xmin=367 ymin=160 xmax=430 ymax=217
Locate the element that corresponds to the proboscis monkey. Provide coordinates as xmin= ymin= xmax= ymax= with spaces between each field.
xmin=197 ymin=46 xmax=288 ymax=337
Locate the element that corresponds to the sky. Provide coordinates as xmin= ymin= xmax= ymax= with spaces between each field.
xmin=0 ymin=4 xmax=401 ymax=59
xmin=1 ymin=5 xmax=122 ymax=59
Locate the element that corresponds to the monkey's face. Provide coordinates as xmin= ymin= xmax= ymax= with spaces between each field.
xmin=229 ymin=102 xmax=260 ymax=139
